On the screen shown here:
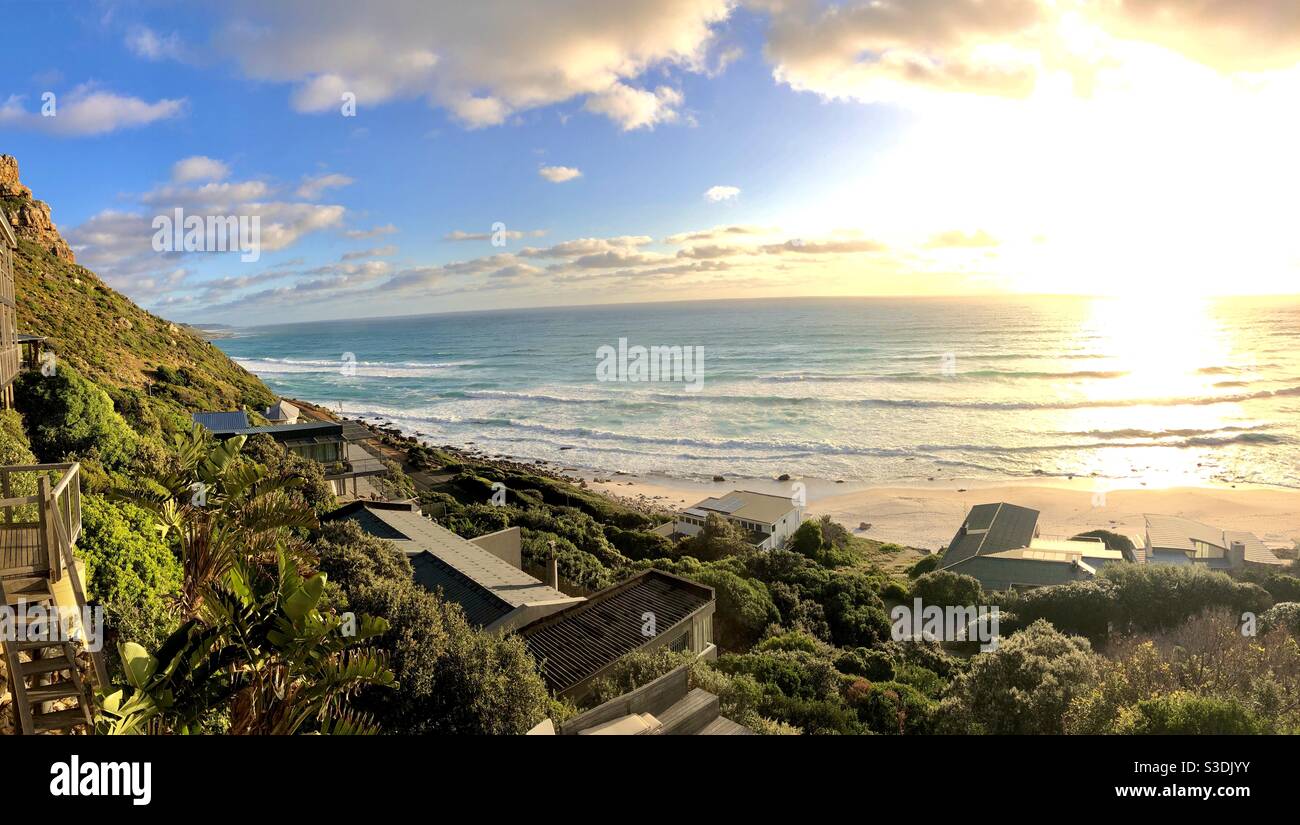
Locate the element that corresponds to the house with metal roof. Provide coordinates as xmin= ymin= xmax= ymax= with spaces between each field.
xmin=192 ymin=412 xmax=385 ymax=497
xmin=520 ymin=570 xmax=717 ymax=700
xmin=673 ymin=489 xmax=803 ymax=550
xmin=321 ymin=500 xmax=584 ymax=632
xmin=940 ymin=502 xmax=1121 ymax=591
xmin=1137 ymin=514 xmax=1285 ymax=570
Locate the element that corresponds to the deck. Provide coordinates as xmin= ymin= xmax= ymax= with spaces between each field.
xmin=0 ymin=525 xmax=44 ymax=576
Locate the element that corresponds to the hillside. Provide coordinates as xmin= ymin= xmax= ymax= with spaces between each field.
xmin=1 ymin=154 xmax=274 ymax=430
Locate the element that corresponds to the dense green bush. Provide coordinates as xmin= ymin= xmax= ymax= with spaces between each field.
xmin=1115 ymin=692 xmax=1266 ymax=735
xmin=314 ymin=521 xmax=554 ymax=734
xmin=910 ymin=570 xmax=983 ymax=607
xmin=77 ymin=494 xmax=182 ymax=612
xmin=15 ymin=365 xmax=137 ymax=468
xmin=938 ymin=620 xmax=1098 ymax=734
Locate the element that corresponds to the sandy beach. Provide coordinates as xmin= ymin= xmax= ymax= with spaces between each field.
xmin=588 ymin=473 xmax=1300 ymax=554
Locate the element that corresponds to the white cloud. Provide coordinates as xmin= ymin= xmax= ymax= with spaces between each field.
xmin=125 ymin=27 xmax=189 ymax=62
xmin=583 ymin=83 xmax=684 ymax=130
xmin=171 ymin=156 xmax=230 ymax=183
xmin=703 ymin=185 xmax=740 ymax=202
xmin=0 ymin=84 xmax=185 ymax=136
xmin=445 ymin=228 xmax=546 ymax=241
xmin=295 ymin=172 xmax=354 ymax=199
xmin=538 ymin=165 xmax=582 ymax=183
xmin=208 ymin=0 xmax=729 ymax=129
xmin=344 ymin=224 xmax=398 ymax=239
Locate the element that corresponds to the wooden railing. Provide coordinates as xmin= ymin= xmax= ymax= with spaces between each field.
xmin=0 ymin=462 xmax=107 ymax=687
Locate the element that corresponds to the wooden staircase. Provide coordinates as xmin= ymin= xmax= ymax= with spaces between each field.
xmin=0 ymin=463 xmax=107 ymax=734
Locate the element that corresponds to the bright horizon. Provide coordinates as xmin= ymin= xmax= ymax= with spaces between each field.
xmin=6 ymin=2 xmax=1300 ymax=324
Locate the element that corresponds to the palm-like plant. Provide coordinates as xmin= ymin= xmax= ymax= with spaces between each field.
xmin=97 ymin=547 xmax=395 ymax=735
xmin=116 ymin=424 xmax=319 ymax=613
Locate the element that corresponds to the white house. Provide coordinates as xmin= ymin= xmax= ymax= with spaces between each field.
xmin=674 ymin=490 xmax=803 ymax=550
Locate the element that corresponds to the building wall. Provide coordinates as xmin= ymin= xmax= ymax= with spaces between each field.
xmin=470 ymin=526 xmax=522 ymax=568
xmin=950 ymin=556 xmax=1092 ymax=592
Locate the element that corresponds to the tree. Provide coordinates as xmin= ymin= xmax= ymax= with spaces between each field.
xmin=115 ymin=425 xmax=319 ymax=613
xmin=15 ymin=365 xmax=137 ymax=468
xmin=938 ymin=620 xmax=1098 ymax=734
xmin=789 ymin=520 xmax=823 ymax=557
xmin=78 ymin=494 xmax=182 ymax=612
xmin=910 ymin=570 xmax=983 ymax=607
xmin=680 ymin=513 xmax=752 ymax=561
xmin=313 ymin=521 xmax=554 ymax=734
xmin=97 ymin=547 xmax=394 ymax=735
xmin=1115 ymin=693 xmax=1265 ymax=735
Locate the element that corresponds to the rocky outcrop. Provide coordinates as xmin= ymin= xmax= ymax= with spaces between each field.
xmin=0 ymin=154 xmax=75 ymax=264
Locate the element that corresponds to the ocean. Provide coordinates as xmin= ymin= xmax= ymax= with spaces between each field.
xmin=214 ymin=296 xmax=1300 ymax=489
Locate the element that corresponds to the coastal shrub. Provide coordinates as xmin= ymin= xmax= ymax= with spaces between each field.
xmin=1100 ymin=564 xmax=1272 ymax=631
xmin=818 ymin=571 xmax=892 ymax=648
xmin=679 ymin=513 xmax=753 ymax=562
xmin=1261 ymin=602 xmax=1300 ymax=636
xmin=847 ymin=679 xmax=936 ymax=735
xmin=520 ymin=528 xmax=615 ymax=591
xmin=767 ymin=581 xmax=833 ymax=641
xmin=314 ymin=521 xmax=553 ymax=734
xmin=15 ymin=365 xmax=137 ymax=468
xmin=1072 ymin=529 xmax=1136 ymax=557
xmin=937 ymin=620 xmax=1098 ymax=735
xmin=77 ymin=494 xmax=182 ymax=612
xmin=1257 ymin=575 xmax=1300 ymax=604
xmin=0 ymin=408 xmax=37 ymax=465
xmin=909 ymin=570 xmax=983 ymax=608
xmin=1114 ymin=693 xmax=1266 ymax=735
xmin=833 ymin=647 xmax=896 ymax=681
xmin=604 ymin=523 xmax=674 ymax=561
xmin=582 ymin=648 xmax=694 ymax=709
xmin=373 ymin=459 xmax=417 ymax=500
xmin=881 ymin=579 xmax=909 ymax=602
xmin=446 ymin=503 xmax=513 ymax=538
xmin=1004 ymin=580 xmax=1116 ymax=639
xmin=677 ymin=565 xmax=779 ymax=650
xmin=906 ymin=554 xmax=941 ymax=578
xmin=789 ymin=520 xmax=823 ymax=557
xmin=716 ymin=649 xmax=842 ymax=702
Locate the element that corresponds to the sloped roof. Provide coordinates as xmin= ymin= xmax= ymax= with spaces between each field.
xmin=265 ymin=399 xmax=299 ymax=420
xmin=521 ymin=571 xmax=714 ymax=696
xmin=684 ymin=490 xmax=798 ymax=525
xmin=942 ymin=502 xmax=1040 ymax=569
xmin=321 ymin=501 xmax=578 ymax=626
xmin=192 ymin=410 xmax=251 ymax=431
xmin=1144 ymin=514 xmax=1285 ymax=566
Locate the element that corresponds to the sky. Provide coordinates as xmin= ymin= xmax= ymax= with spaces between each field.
xmin=4 ymin=0 xmax=1300 ymax=324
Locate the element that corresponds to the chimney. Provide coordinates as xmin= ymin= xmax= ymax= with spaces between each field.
xmin=1229 ymin=541 xmax=1246 ymax=569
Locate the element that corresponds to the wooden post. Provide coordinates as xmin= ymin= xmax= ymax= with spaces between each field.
xmin=1 ymin=467 xmax=9 ymax=524
xmin=38 ymin=476 xmax=59 ymax=582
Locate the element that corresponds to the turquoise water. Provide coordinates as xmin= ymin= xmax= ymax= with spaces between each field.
xmin=215 ymin=296 xmax=1300 ymax=488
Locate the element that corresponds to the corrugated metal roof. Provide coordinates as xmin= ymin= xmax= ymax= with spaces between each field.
xmin=521 ymin=571 xmax=713 ymax=696
xmin=192 ymin=411 xmax=251 ymax=431
xmin=411 ymin=552 xmax=515 ymax=627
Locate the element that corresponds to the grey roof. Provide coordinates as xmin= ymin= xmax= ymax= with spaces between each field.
xmin=942 ymin=502 xmax=1040 ymax=569
xmin=683 ymin=490 xmax=799 ymax=526
xmin=192 ymin=410 xmax=251 ymax=431
xmin=264 ymin=399 xmax=299 ymax=420
xmin=1144 ymin=514 xmax=1286 ymax=566
xmin=520 ymin=571 xmax=714 ymax=696
xmin=321 ymin=501 xmax=577 ymax=627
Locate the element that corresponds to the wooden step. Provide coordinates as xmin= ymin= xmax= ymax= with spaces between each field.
xmin=654 ymin=688 xmax=720 ymax=735
xmin=18 ymin=654 xmax=74 ymax=677
xmin=14 ymin=637 xmax=63 ymax=651
xmin=24 ymin=682 xmax=83 ymax=703
xmin=31 ymin=707 xmax=89 ymax=733
xmin=1 ymin=577 xmax=54 ymax=606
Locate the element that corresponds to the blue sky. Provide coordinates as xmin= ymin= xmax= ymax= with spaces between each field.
xmin=3 ymin=1 xmax=1300 ymax=323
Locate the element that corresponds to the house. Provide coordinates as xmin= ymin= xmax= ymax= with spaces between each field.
xmin=320 ymin=500 xmax=583 ymax=632
xmin=519 ymin=570 xmax=717 ymax=700
xmin=192 ymin=412 xmax=385 ymax=496
xmin=674 ymin=490 xmax=803 ymax=550
xmin=940 ymin=502 xmax=1123 ymax=591
xmin=263 ymin=398 xmax=300 ymax=424
xmin=0 ymin=210 xmax=19 ymax=407
xmin=528 ymin=663 xmax=751 ymax=735
xmin=1137 ymin=514 xmax=1286 ymax=571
